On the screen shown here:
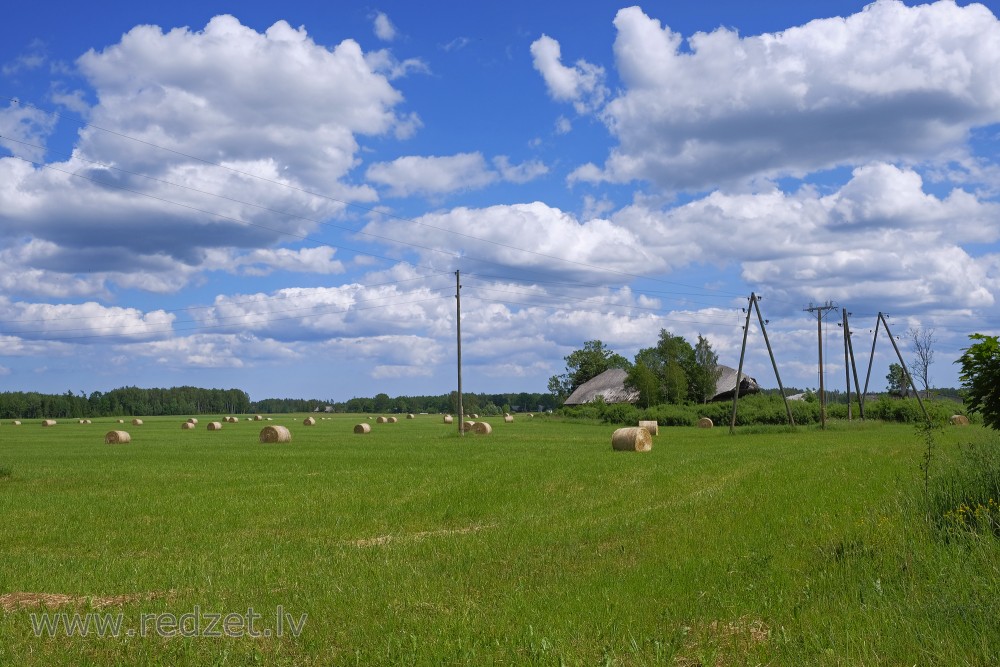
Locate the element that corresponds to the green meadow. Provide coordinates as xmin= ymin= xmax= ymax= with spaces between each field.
xmin=1 ymin=414 xmax=998 ymax=665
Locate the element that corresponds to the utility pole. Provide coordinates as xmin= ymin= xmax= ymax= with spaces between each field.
xmin=843 ymin=309 xmax=864 ymax=420
xmin=455 ymin=270 xmax=464 ymax=436
xmin=730 ymin=293 xmax=794 ymax=433
xmin=805 ymin=301 xmax=838 ymax=429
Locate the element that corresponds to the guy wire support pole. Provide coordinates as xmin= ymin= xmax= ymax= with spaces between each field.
xmin=804 ymin=301 xmax=838 ymax=429
xmin=730 ymin=293 xmax=755 ymax=434
xmin=878 ymin=312 xmax=930 ymax=423
xmin=752 ymin=295 xmax=795 ymax=427
xmin=843 ymin=309 xmax=852 ymax=420
xmin=844 ymin=309 xmax=865 ymax=419
xmin=455 ymin=270 xmax=464 ymax=436
xmin=862 ymin=314 xmax=881 ymax=399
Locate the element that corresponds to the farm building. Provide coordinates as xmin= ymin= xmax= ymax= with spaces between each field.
xmin=563 ymin=365 xmax=760 ymax=406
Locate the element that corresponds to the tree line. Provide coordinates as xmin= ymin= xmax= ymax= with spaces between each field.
xmin=0 ymin=386 xmax=557 ymax=419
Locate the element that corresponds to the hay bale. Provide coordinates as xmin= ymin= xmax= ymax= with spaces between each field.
xmin=376 ymin=416 xmax=388 ymax=424
xmin=949 ymin=414 xmax=971 ymax=426
xmin=353 ymin=423 xmax=372 ymax=434
xmin=472 ymin=422 xmax=493 ymax=435
xmin=266 ymin=417 xmax=273 ymax=421
xmin=254 ymin=415 xmax=264 ymax=421
xmin=471 ymin=414 xmax=479 ymax=419
xmin=612 ymin=427 xmax=652 ymax=452
xmin=104 ymin=430 xmax=131 ymax=444
xmin=387 ymin=417 xmax=398 ymax=423
xmin=206 ymin=422 xmax=223 ymax=431
xmin=84 ymin=419 xmax=92 ymax=424
xmin=528 ymin=413 xmax=534 ymax=418
xmin=187 ymin=418 xmax=198 ymax=424
xmin=11 ymin=420 xmax=20 ymax=426
xmin=303 ymin=417 xmax=317 ymax=426
xmin=697 ymin=417 xmax=714 ymax=429
xmin=462 ymin=421 xmax=476 ymax=432
xmin=443 ymin=415 xmax=454 ymax=424
xmin=78 ymin=419 xmax=85 ymax=424
xmin=42 ymin=420 xmax=57 ymax=427
xmin=181 ymin=422 xmax=195 ymax=430
xmin=117 ymin=419 xmax=125 ymax=424
xmin=407 ymin=413 xmax=415 ymax=419
xmin=504 ymin=415 xmax=514 ymax=423
xmin=638 ymin=420 xmax=658 ymax=436
xmin=260 ymin=425 xmax=292 ymax=443
xmin=131 ymin=419 xmax=143 ymax=426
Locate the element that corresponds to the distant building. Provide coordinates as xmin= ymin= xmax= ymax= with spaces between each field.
xmin=562 ymin=365 xmax=760 ymax=406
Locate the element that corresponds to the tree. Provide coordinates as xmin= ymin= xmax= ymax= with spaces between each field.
xmin=908 ymin=326 xmax=935 ymax=399
xmin=886 ymin=363 xmax=909 ymax=398
xmin=691 ymin=335 xmax=723 ymax=404
xmin=625 ymin=358 xmax=660 ymax=408
xmin=957 ymin=333 xmax=1000 ymax=430
xmin=656 ymin=330 xmax=695 ymax=404
xmin=548 ymin=340 xmax=629 ymax=401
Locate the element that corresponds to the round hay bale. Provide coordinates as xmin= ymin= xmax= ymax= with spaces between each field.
xmin=443 ymin=415 xmax=454 ymax=424
xmin=104 ymin=430 xmax=131 ymax=444
xmin=254 ymin=415 xmax=264 ymax=421
xmin=78 ymin=419 xmax=85 ymax=424
xmin=266 ymin=417 xmax=273 ymax=421
xmin=131 ymin=419 xmax=143 ymax=426
xmin=260 ymin=425 xmax=292 ymax=443
xmin=303 ymin=417 xmax=317 ymax=426
xmin=504 ymin=415 xmax=514 ymax=423
xmin=376 ymin=416 xmax=388 ymax=424
xmin=353 ymin=423 xmax=372 ymax=434
xmin=181 ymin=422 xmax=195 ymax=430
xmin=187 ymin=418 xmax=198 ymax=424
xmin=638 ymin=420 xmax=658 ymax=436
xmin=11 ymin=420 xmax=21 ymax=426
xmin=471 ymin=414 xmax=479 ymax=419
xmin=84 ymin=419 xmax=92 ymax=424
xmin=528 ymin=413 xmax=534 ymax=418
xmin=462 ymin=421 xmax=476 ymax=432
xmin=612 ymin=427 xmax=652 ymax=452
xmin=117 ymin=419 xmax=125 ymax=424
xmin=406 ymin=413 xmax=415 ymax=419
xmin=387 ymin=417 xmax=398 ymax=423
xmin=949 ymin=414 xmax=971 ymax=426
xmin=472 ymin=421 xmax=493 ymax=435
xmin=206 ymin=422 xmax=223 ymax=431
xmin=42 ymin=420 xmax=57 ymax=427
xmin=697 ymin=417 xmax=714 ymax=429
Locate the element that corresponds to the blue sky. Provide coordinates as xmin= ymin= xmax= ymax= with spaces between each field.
xmin=2 ymin=0 xmax=999 ymax=402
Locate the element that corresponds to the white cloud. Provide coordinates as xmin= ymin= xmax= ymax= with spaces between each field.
xmin=611 ymin=162 xmax=1000 ymax=314
xmin=373 ymin=12 xmax=397 ymax=42
xmin=236 ymin=247 xmax=345 ymax=276
xmin=492 ymin=156 xmax=548 ymax=183
xmin=530 ymin=34 xmax=607 ymax=113
xmin=0 ymin=100 xmax=56 ymax=161
xmin=366 ymin=152 xmax=497 ymax=196
xmin=578 ymin=1 xmax=1000 ymax=191
xmin=0 ymin=15 xmax=412 ymax=295
xmin=0 ymin=298 xmax=174 ymax=342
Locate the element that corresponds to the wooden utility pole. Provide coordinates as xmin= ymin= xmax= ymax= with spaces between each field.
xmin=843 ymin=309 xmax=852 ymax=420
xmin=861 ymin=312 xmax=929 ymax=423
xmin=843 ymin=309 xmax=865 ymax=420
xmin=455 ymin=270 xmax=464 ymax=436
xmin=805 ymin=301 xmax=838 ymax=429
xmin=730 ymin=293 xmax=795 ymax=433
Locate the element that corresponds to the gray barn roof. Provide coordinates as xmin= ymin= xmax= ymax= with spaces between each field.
xmin=563 ymin=368 xmax=639 ymax=405
xmin=562 ymin=365 xmax=760 ymax=406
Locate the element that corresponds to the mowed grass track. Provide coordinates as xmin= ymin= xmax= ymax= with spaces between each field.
xmin=0 ymin=415 xmax=998 ymax=665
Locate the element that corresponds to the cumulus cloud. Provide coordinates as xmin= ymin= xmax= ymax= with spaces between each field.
xmin=373 ymin=12 xmax=397 ymax=41
xmin=0 ymin=298 xmax=174 ymax=342
xmin=567 ymin=1 xmax=1000 ymax=191
xmin=611 ymin=163 xmax=1000 ymax=314
xmin=363 ymin=201 xmax=664 ymax=279
xmin=0 ymin=99 xmax=56 ymax=161
xmin=0 ymin=15 xmax=413 ymax=295
xmin=530 ymin=34 xmax=608 ymax=113
xmin=366 ymin=153 xmax=547 ymax=197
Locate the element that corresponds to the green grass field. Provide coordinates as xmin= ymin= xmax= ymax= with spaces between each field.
xmin=1 ymin=414 xmax=998 ymax=665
